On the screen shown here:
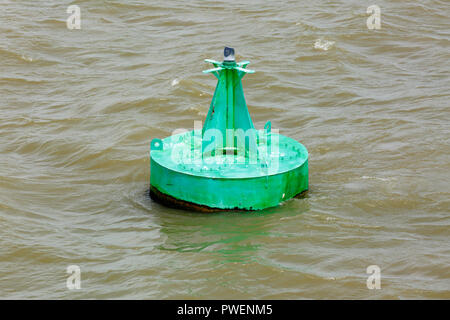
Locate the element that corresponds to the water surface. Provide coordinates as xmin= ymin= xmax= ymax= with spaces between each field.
xmin=0 ymin=0 xmax=449 ymax=299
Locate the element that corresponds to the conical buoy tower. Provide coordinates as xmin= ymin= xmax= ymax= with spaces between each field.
xmin=150 ymin=47 xmax=308 ymax=212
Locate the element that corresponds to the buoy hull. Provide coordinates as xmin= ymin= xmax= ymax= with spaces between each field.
xmin=150 ymin=131 xmax=308 ymax=211
xmin=150 ymin=161 xmax=308 ymax=211
xmin=149 ymin=184 xmax=308 ymax=213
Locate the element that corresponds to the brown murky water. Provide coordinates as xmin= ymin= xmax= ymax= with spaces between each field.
xmin=1 ymin=0 xmax=449 ymax=299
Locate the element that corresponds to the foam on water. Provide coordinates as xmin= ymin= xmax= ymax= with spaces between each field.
xmin=314 ymin=39 xmax=335 ymax=51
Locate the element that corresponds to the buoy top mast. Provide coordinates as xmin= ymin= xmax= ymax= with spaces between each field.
xmin=202 ymin=47 xmax=256 ymax=156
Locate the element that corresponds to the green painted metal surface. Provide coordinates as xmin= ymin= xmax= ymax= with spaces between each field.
xmin=150 ymin=47 xmax=308 ymax=211
xmin=202 ymin=59 xmax=255 ymax=156
xmin=150 ymin=130 xmax=308 ymax=210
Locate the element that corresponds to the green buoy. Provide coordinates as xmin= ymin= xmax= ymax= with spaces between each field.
xmin=150 ymin=47 xmax=308 ymax=212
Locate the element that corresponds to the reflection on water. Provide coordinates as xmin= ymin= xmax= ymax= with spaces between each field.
xmin=156 ymin=201 xmax=310 ymax=264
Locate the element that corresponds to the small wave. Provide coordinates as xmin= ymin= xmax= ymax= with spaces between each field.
xmin=314 ymin=39 xmax=335 ymax=51
xmin=21 ymin=54 xmax=33 ymax=62
xmin=361 ymin=176 xmax=397 ymax=182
